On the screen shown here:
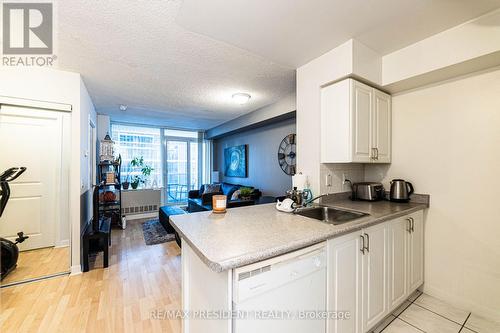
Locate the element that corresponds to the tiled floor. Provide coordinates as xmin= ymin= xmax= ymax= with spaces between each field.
xmin=372 ymin=291 xmax=500 ymax=333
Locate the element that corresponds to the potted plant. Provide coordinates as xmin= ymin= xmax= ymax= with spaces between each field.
xmin=239 ymin=187 xmax=253 ymax=200
xmin=129 ymin=156 xmax=154 ymax=190
xmin=122 ymin=174 xmax=130 ymax=190
xmin=130 ymin=175 xmax=143 ymax=189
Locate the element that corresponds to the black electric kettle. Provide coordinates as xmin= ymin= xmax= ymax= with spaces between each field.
xmin=389 ymin=179 xmax=414 ymax=202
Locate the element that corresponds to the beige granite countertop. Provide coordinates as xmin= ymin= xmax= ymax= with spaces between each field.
xmin=170 ymin=198 xmax=428 ymax=272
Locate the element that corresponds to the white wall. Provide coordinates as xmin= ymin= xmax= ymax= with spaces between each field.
xmin=296 ymin=40 xmax=353 ymax=195
xmin=365 ymin=68 xmax=500 ymax=319
xmin=97 ymin=114 xmax=111 ymax=141
xmin=79 ymin=78 xmax=97 ymax=254
xmin=383 ymin=9 xmax=500 ymax=84
xmin=382 ymin=9 xmax=500 ymax=92
xmin=297 ymin=39 xmax=383 ymax=196
xmin=80 ymin=79 xmax=97 ymax=193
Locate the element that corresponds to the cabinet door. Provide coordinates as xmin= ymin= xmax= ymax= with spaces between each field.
xmin=321 ymin=79 xmax=351 ymax=163
xmin=372 ymin=90 xmax=391 ymax=163
xmin=388 ymin=218 xmax=409 ymax=310
xmin=327 ymin=232 xmax=363 ymax=333
xmin=362 ymin=223 xmax=389 ymax=332
xmin=351 ymin=80 xmax=372 ymax=163
xmin=409 ymin=211 xmax=424 ymax=291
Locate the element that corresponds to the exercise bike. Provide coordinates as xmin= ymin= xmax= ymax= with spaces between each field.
xmin=0 ymin=167 xmax=29 ymax=280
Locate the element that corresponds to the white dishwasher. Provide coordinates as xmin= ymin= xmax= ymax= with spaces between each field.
xmin=232 ymin=243 xmax=326 ymax=333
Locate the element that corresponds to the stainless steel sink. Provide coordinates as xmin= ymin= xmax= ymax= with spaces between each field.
xmin=295 ymin=206 xmax=368 ymax=225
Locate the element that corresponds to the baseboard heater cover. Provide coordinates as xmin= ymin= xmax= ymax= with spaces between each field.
xmin=121 ymin=189 xmax=161 ymax=216
xmin=122 ymin=204 xmax=158 ymax=215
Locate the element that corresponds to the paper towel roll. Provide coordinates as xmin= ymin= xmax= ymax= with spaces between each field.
xmin=292 ymin=173 xmax=307 ymax=191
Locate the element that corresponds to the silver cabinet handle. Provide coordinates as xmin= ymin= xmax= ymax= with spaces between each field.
xmin=406 ymin=218 xmax=411 ymax=233
xmin=360 ymin=235 xmax=365 ymax=254
xmin=364 ymin=233 xmax=370 ymax=252
xmin=410 ymin=217 xmax=414 ymax=232
xmin=375 ymin=148 xmax=379 ymax=160
xmin=370 ymin=148 xmax=375 ymax=160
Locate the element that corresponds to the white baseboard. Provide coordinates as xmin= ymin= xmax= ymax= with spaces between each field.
xmin=125 ymin=212 xmax=157 ymax=221
xmin=70 ymin=265 xmax=82 ymax=276
xmin=423 ymin=284 xmax=500 ymax=322
xmin=55 ymin=239 xmax=69 ymax=248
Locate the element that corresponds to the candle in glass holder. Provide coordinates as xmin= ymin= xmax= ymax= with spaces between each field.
xmin=212 ymin=195 xmax=227 ymax=213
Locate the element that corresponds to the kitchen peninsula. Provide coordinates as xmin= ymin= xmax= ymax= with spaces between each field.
xmin=170 ymin=195 xmax=429 ymax=333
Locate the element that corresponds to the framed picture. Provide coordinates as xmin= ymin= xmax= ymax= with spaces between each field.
xmin=224 ymin=145 xmax=247 ymax=178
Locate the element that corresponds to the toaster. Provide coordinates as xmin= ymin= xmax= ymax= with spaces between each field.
xmin=351 ymin=182 xmax=385 ymax=201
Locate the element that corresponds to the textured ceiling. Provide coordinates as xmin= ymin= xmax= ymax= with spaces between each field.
xmin=178 ymin=0 xmax=500 ymax=68
xmin=55 ymin=0 xmax=295 ymax=129
xmin=54 ymin=0 xmax=500 ymax=130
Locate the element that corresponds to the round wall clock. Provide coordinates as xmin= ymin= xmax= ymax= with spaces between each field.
xmin=278 ymin=134 xmax=296 ymax=176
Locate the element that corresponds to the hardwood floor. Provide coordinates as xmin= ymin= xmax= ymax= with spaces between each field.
xmin=1 ymin=246 xmax=70 ymax=285
xmin=0 ymin=218 xmax=182 ymax=332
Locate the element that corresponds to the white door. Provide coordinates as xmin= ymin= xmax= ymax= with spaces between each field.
xmin=0 ymin=105 xmax=64 ymax=250
xmin=372 ymin=90 xmax=391 ymax=163
xmin=409 ymin=211 xmax=424 ymax=291
xmin=351 ymin=80 xmax=372 ymax=163
xmin=362 ymin=223 xmax=388 ymax=332
xmin=388 ymin=217 xmax=408 ymax=309
xmin=327 ymin=232 xmax=363 ymax=333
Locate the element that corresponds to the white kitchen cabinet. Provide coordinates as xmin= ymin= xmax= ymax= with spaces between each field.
xmin=328 ymin=210 xmax=424 ymax=333
xmin=388 ymin=217 xmax=409 ymax=309
xmin=388 ymin=210 xmax=424 ymax=311
xmin=321 ymin=78 xmax=391 ymax=163
xmin=327 ymin=232 xmax=363 ymax=333
xmin=327 ymin=223 xmax=389 ymax=333
xmin=361 ymin=223 xmax=389 ymax=332
xmin=372 ymin=89 xmax=391 ymax=163
xmin=352 ymin=80 xmax=372 ymax=162
xmin=408 ymin=211 xmax=424 ymax=291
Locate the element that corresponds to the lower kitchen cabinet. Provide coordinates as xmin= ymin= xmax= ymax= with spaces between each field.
xmin=327 ymin=232 xmax=363 ymax=333
xmin=327 ymin=210 xmax=424 ymax=333
xmin=388 ymin=216 xmax=409 ymax=309
xmin=408 ymin=211 xmax=424 ymax=291
xmin=361 ymin=223 xmax=389 ymax=332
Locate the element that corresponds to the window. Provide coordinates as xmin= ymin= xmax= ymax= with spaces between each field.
xmin=111 ymin=124 xmax=210 ymax=205
xmin=111 ymin=124 xmax=163 ymax=188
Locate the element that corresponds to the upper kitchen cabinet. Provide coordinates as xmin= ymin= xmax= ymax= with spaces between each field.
xmin=320 ymin=78 xmax=391 ymax=163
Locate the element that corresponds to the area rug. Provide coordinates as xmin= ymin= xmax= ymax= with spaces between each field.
xmin=142 ymin=219 xmax=175 ymax=245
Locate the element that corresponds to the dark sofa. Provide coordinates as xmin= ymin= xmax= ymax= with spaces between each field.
xmin=187 ymin=182 xmax=262 ymax=212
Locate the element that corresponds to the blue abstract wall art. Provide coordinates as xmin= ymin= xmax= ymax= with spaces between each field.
xmin=224 ymin=145 xmax=247 ymax=178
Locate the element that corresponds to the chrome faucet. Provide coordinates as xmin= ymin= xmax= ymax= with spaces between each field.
xmin=300 ymin=193 xmax=330 ymax=208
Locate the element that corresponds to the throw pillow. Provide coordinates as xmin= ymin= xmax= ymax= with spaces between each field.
xmin=203 ymin=184 xmax=221 ymax=194
xmin=231 ymin=190 xmax=241 ymax=201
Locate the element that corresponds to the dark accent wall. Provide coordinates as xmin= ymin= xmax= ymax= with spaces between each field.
xmin=213 ymin=117 xmax=296 ymax=197
xmin=80 ymin=189 xmax=91 ymax=236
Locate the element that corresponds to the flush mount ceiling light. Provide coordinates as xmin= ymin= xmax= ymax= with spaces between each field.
xmin=232 ymin=93 xmax=251 ymax=105
xmin=119 ymin=104 xmax=128 ymax=111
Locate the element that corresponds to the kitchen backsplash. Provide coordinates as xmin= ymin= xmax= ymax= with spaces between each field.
xmin=320 ymin=163 xmax=365 ymax=194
